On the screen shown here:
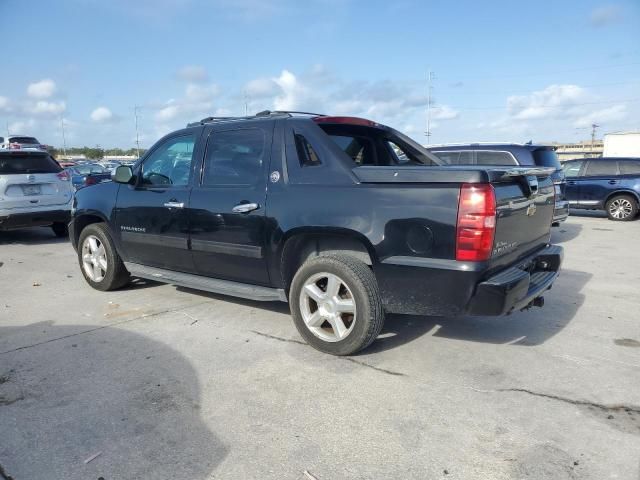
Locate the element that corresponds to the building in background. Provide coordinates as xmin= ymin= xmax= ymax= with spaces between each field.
xmin=552 ymin=141 xmax=603 ymax=161
xmin=603 ymin=132 xmax=640 ymax=158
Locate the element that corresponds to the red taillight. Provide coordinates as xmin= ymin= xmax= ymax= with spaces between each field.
xmin=456 ymin=183 xmax=496 ymax=261
xmin=85 ymin=175 xmax=98 ymax=186
xmin=9 ymin=142 xmax=21 ymax=150
xmin=313 ymin=116 xmax=379 ymax=127
xmin=57 ymin=171 xmax=70 ymax=181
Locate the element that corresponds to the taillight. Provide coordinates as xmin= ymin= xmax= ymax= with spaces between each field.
xmin=9 ymin=142 xmax=21 ymax=150
xmin=456 ymin=183 xmax=496 ymax=261
xmin=85 ymin=176 xmax=98 ymax=186
xmin=57 ymin=171 xmax=70 ymax=181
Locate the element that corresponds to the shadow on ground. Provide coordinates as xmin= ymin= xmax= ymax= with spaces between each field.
xmin=0 ymin=322 xmax=227 ymax=480
xmin=0 ymin=227 xmax=69 ymax=246
xmin=551 ymin=221 xmax=583 ymax=244
xmin=365 ymin=268 xmax=591 ymax=354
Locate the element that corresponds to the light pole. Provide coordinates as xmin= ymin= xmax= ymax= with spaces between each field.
xmin=134 ymin=105 xmax=141 ymax=159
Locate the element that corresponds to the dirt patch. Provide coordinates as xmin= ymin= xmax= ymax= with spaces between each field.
xmin=614 ymin=338 xmax=640 ymax=348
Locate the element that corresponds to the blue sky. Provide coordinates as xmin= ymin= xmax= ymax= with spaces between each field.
xmin=1 ymin=0 xmax=639 ymax=148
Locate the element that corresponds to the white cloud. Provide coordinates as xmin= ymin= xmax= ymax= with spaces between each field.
xmin=590 ymin=5 xmax=621 ymax=27
xmin=8 ymin=119 xmax=36 ymax=134
xmin=27 ymin=100 xmax=66 ymax=116
xmin=574 ymin=104 xmax=627 ymax=127
xmin=177 ymin=65 xmax=209 ymax=83
xmin=154 ymin=82 xmax=220 ymax=122
xmin=431 ymin=105 xmax=459 ymax=120
xmin=90 ymin=106 xmax=114 ymax=123
xmin=245 ymin=77 xmax=280 ymax=99
xmin=507 ymin=84 xmax=587 ymax=120
xmin=27 ymin=79 xmax=56 ymax=99
xmin=272 ymin=70 xmax=307 ymax=110
xmin=0 ymin=96 xmax=10 ymax=112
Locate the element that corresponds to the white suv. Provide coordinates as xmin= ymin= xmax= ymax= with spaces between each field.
xmin=0 ymin=149 xmax=73 ymax=236
xmin=0 ymin=135 xmax=47 ymax=151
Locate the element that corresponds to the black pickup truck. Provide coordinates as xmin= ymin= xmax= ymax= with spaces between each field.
xmin=69 ymin=111 xmax=563 ymax=355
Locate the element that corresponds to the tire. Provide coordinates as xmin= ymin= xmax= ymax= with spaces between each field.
xmin=51 ymin=222 xmax=68 ymax=237
xmin=289 ymin=254 xmax=385 ymax=356
xmin=78 ymin=223 xmax=130 ymax=291
xmin=605 ymin=194 xmax=638 ymax=221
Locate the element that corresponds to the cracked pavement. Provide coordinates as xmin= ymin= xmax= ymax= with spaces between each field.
xmin=1 ymin=211 xmax=639 ymax=479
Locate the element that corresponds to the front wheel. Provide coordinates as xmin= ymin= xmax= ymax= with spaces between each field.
xmin=605 ymin=195 xmax=638 ymax=221
xmin=289 ymin=254 xmax=385 ymax=356
xmin=78 ymin=223 xmax=130 ymax=291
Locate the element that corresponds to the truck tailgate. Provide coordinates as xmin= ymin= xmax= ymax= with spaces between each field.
xmin=490 ymin=169 xmax=555 ymax=271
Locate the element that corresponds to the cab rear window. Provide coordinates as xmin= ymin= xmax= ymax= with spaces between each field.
xmin=0 ymin=152 xmax=61 ymax=174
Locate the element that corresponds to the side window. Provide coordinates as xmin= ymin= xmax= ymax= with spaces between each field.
xmin=203 ymin=129 xmax=265 ymax=186
xmin=386 ymin=140 xmax=411 ymax=164
xmin=618 ymin=160 xmax=640 ymax=175
xmin=327 ymin=134 xmax=375 ymax=166
xmin=562 ymin=161 xmax=583 ymax=177
xmin=475 ymin=151 xmax=518 ymax=165
xmin=142 ymin=135 xmax=195 ymax=186
xmin=295 ymin=134 xmax=322 ymax=166
xmin=458 ymin=151 xmax=473 ymax=164
xmin=584 ymin=160 xmax=618 ymax=176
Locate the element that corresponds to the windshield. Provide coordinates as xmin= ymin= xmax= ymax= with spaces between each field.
xmin=74 ymin=164 xmax=108 ymax=174
xmin=0 ymin=152 xmax=61 ymax=174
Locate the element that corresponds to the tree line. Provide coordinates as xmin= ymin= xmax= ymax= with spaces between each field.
xmin=48 ymin=146 xmax=146 ymax=159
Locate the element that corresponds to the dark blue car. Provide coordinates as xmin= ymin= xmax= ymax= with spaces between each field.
xmin=428 ymin=143 xmax=569 ymax=225
xmin=562 ymin=157 xmax=640 ymax=221
xmin=66 ymin=163 xmax=112 ymax=190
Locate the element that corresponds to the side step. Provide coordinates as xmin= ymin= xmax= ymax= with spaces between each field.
xmin=124 ymin=263 xmax=287 ymax=302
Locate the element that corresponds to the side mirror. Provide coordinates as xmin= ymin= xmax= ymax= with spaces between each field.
xmin=113 ymin=165 xmax=135 ymax=184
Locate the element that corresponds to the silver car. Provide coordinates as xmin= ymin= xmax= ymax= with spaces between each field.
xmin=0 ymin=149 xmax=73 ymax=236
xmin=0 ymin=135 xmax=47 ymax=151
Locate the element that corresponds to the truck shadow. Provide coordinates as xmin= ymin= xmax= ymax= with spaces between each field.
xmin=0 ymin=227 xmax=69 ymax=246
xmin=0 ymin=322 xmax=227 ymax=480
xmin=550 ymin=222 xmax=582 ymax=244
xmin=366 ymin=269 xmax=591 ymax=353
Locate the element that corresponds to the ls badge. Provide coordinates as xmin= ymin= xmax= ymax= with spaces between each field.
xmin=526 ymin=203 xmax=537 ymax=216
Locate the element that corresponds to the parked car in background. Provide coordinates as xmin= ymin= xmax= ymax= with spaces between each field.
xmin=562 ymin=157 xmax=640 ymax=221
xmin=66 ymin=163 xmax=112 ymax=190
xmin=0 ymin=135 xmax=48 ymax=151
xmin=428 ymin=143 xmax=569 ymax=226
xmin=0 ymin=149 xmax=73 ymax=236
xmin=98 ymin=161 xmax=122 ymax=174
xmin=70 ymin=111 xmax=562 ymax=356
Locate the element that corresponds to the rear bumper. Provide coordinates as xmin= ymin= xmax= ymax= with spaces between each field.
xmin=466 ymin=245 xmax=563 ymax=315
xmin=0 ymin=209 xmax=71 ymax=231
xmin=375 ymin=244 xmax=563 ymax=317
xmin=552 ymin=200 xmax=570 ymax=225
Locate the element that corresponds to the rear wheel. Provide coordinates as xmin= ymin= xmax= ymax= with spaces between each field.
xmin=605 ymin=195 xmax=638 ymax=221
xmin=51 ymin=222 xmax=68 ymax=237
xmin=290 ymin=254 xmax=384 ymax=356
xmin=78 ymin=223 xmax=130 ymax=291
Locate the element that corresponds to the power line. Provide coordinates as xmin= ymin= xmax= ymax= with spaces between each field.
xmin=450 ymin=97 xmax=640 ymax=112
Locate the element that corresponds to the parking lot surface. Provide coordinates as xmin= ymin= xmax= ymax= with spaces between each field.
xmin=1 ymin=212 xmax=639 ymax=480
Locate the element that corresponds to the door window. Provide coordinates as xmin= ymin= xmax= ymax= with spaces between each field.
xmin=562 ymin=161 xmax=583 ymax=177
xmin=142 ymin=134 xmax=196 ymax=186
xmin=202 ymin=129 xmax=265 ymax=186
xmin=618 ymin=160 xmax=640 ymax=175
xmin=584 ymin=160 xmax=618 ymax=176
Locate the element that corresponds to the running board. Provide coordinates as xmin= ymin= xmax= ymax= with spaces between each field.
xmin=124 ymin=263 xmax=287 ymax=302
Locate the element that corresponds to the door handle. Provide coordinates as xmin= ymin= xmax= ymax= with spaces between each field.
xmin=163 ymin=201 xmax=184 ymax=209
xmin=608 ymin=180 xmax=619 ymax=185
xmin=567 ymin=181 xmax=576 ymax=185
xmin=232 ymin=202 xmax=260 ymax=214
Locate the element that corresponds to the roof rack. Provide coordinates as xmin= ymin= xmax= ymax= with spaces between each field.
xmin=187 ymin=110 xmax=326 ymax=127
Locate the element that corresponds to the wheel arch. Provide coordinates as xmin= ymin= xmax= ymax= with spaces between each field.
xmin=71 ymin=212 xmax=110 ymax=249
xmin=278 ymin=228 xmax=377 ymax=291
xmin=605 ymin=189 xmax=640 ymax=207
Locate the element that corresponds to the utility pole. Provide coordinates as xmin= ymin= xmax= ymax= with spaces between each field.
xmin=60 ymin=116 xmax=67 ymax=157
xmin=243 ymin=91 xmax=249 ymax=116
xmin=134 ymin=105 xmax=141 ymax=159
xmin=590 ymin=123 xmax=599 ymax=158
xmin=425 ymin=71 xmax=434 ymax=144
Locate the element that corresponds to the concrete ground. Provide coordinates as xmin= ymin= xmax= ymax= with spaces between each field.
xmin=1 ymin=212 xmax=639 ymax=480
